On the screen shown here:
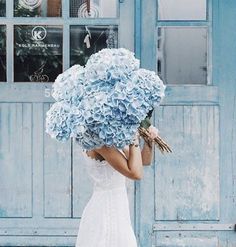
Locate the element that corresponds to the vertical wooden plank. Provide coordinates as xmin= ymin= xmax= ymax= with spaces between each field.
xmin=72 ymin=140 xmax=93 ymax=218
xmin=139 ymin=0 xmax=157 ymax=245
xmin=218 ymin=0 xmax=236 ymax=224
xmin=43 ymin=103 xmax=72 ymax=218
xmin=0 ymin=103 xmax=32 ymax=217
xmin=155 ymin=105 xmax=184 ymax=220
xmin=32 ymin=103 xmax=44 ymax=219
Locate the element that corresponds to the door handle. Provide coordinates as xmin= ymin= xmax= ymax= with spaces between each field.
xmin=119 ymin=0 xmax=125 ymax=2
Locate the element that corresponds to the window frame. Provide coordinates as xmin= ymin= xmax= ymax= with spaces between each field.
xmin=156 ymin=0 xmax=213 ymax=85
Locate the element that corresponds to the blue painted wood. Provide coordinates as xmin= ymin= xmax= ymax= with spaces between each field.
xmin=31 ymin=103 xmax=45 ymax=219
xmin=217 ymin=0 xmax=236 ymax=227
xmin=156 ymin=237 xmax=218 ymax=247
xmin=0 ymin=0 xmax=136 ymax=246
xmin=72 ymin=141 xmax=93 ymax=218
xmin=139 ymin=0 xmax=157 ymax=246
xmin=155 ymin=105 xmax=220 ymax=221
xmin=43 ymin=104 xmax=72 ymax=218
xmin=0 ymin=103 xmax=32 ymax=218
xmin=139 ymin=0 xmax=235 ymax=246
xmin=0 ymin=83 xmax=219 ymax=104
xmin=1 ymin=0 xmax=236 ymax=246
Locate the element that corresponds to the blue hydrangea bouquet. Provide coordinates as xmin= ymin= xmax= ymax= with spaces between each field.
xmin=45 ymin=48 xmax=171 ymax=153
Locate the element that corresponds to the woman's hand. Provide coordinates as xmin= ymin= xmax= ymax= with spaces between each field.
xmin=147 ymin=125 xmax=159 ymax=139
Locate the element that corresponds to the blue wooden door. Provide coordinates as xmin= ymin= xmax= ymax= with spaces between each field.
xmin=137 ymin=0 xmax=236 ymax=246
xmin=0 ymin=0 xmax=136 ymax=246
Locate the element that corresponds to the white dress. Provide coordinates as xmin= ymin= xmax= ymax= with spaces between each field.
xmin=75 ymin=149 xmax=138 ymax=247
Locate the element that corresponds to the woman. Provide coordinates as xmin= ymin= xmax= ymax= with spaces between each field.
xmin=75 ymin=126 xmax=158 ymax=247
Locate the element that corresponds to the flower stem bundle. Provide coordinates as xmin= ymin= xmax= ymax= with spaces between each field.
xmin=138 ymin=127 xmax=172 ymax=154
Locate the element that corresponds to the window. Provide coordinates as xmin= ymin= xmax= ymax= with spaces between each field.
xmin=70 ymin=25 xmax=118 ymax=66
xmin=157 ymin=0 xmax=210 ymax=85
xmin=14 ymin=0 xmax=62 ymax=17
xmin=1 ymin=0 xmax=120 ymax=83
xmin=158 ymin=0 xmax=207 ymax=21
xmin=70 ymin=0 xmax=118 ymax=18
xmin=0 ymin=0 xmax=6 ymax=17
xmin=14 ymin=25 xmax=63 ymax=82
xmin=157 ymin=27 xmax=207 ymax=84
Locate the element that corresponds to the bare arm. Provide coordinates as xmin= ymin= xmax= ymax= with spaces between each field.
xmin=141 ymin=125 xmax=159 ymax=166
xmin=95 ymin=134 xmax=143 ymax=180
xmin=122 ymin=136 xmax=154 ymax=166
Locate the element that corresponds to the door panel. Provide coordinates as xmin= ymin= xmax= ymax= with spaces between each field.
xmin=155 ymin=105 xmax=219 ymax=221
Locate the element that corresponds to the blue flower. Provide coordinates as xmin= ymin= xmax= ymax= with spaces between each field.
xmin=45 ymin=48 xmax=166 ymax=150
xmin=45 ymin=102 xmax=72 ymax=141
xmin=52 ymin=65 xmax=86 ymax=106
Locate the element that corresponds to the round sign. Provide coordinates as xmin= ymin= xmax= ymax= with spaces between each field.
xmin=31 ymin=26 xmax=47 ymax=41
xmin=78 ymin=2 xmax=100 ymax=18
xmin=19 ymin=0 xmax=42 ymax=10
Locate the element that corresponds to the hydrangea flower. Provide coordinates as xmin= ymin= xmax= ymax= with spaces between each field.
xmin=85 ymin=48 xmax=140 ymax=86
xmin=51 ymin=64 xmax=86 ymax=106
xmin=45 ymin=102 xmax=72 ymax=141
xmin=45 ymin=48 xmax=166 ymax=150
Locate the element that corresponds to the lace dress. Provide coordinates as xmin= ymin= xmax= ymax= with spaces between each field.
xmin=75 ymin=149 xmax=138 ymax=247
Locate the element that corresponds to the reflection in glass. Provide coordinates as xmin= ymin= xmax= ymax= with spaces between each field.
xmin=0 ymin=0 xmax=6 ymax=17
xmin=70 ymin=25 xmax=118 ymax=66
xmin=0 ymin=26 xmax=6 ymax=81
xmin=70 ymin=0 xmax=117 ymax=18
xmin=14 ymin=0 xmax=62 ymax=17
xmin=14 ymin=25 xmax=63 ymax=82
xmin=157 ymin=27 xmax=207 ymax=84
xmin=158 ymin=0 xmax=206 ymax=20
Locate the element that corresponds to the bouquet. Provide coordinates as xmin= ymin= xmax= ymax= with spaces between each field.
xmin=45 ymin=48 xmax=171 ymax=153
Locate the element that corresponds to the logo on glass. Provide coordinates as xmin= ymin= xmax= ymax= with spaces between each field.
xmin=32 ymin=26 xmax=47 ymax=41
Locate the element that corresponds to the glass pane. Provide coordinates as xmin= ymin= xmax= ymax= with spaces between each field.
xmin=0 ymin=25 xmax=6 ymax=81
xmin=14 ymin=25 xmax=63 ymax=82
xmin=157 ymin=27 xmax=207 ymax=84
xmin=158 ymin=0 xmax=207 ymax=20
xmin=70 ymin=25 xmax=118 ymax=66
xmin=0 ymin=0 xmax=6 ymax=17
xmin=70 ymin=0 xmax=117 ymax=18
xmin=14 ymin=0 xmax=62 ymax=17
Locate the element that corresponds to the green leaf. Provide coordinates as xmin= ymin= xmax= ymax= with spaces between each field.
xmin=140 ymin=118 xmax=151 ymax=129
